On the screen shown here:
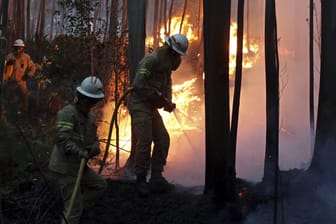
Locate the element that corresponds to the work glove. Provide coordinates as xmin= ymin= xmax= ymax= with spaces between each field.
xmin=77 ymin=150 xmax=89 ymax=160
xmin=148 ymin=91 xmax=165 ymax=108
xmin=85 ymin=143 xmax=101 ymax=158
xmin=163 ymin=101 xmax=176 ymax=113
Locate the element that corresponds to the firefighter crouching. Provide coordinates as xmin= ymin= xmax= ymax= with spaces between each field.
xmin=48 ymin=76 xmax=107 ymax=224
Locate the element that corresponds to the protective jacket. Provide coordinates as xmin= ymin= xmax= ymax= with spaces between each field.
xmin=4 ymin=52 xmax=35 ymax=82
xmin=49 ymin=104 xmax=99 ymax=176
xmin=127 ymin=46 xmax=174 ymax=113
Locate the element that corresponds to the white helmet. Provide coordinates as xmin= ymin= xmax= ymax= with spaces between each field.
xmin=76 ymin=76 xmax=105 ymax=99
xmin=164 ymin=34 xmax=188 ymax=56
xmin=13 ymin=39 xmax=25 ymax=47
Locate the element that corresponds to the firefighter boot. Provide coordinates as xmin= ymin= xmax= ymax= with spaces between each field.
xmin=136 ymin=175 xmax=149 ymax=197
xmin=149 ymin=172 xmax=174 ymax=193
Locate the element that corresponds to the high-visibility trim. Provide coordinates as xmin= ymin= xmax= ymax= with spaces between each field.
xmin=56 ymin=121 xmax=73 ymax=130
xmin=139 ymin=68 xmax=150 ymax=78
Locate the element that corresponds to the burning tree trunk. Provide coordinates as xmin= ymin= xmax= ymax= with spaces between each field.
xmin=125 ymin=0 xmax=147 ymax=170
xmin=263 ymin=1 xmax=279 ymax=222
xmin=203 ymin=0 xmax=235 ymax=207
xmin=309 ymin=0 xmax=336 ymax=178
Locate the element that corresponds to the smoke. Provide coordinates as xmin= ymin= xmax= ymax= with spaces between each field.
xmin=164 ymin=0 xmax=319 ymax=186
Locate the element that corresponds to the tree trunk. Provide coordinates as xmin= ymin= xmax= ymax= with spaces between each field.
xmin=126 ymin=0 xmax=147 ymax=171
xmin=93 ymin=0 xmax=102 ymax=33
xmin=26 ymin=0 xmax=31 ymax=41
xmin=36 ymin=0 xmax=46 ymax=41
xmin=309 ymin=0 xmax=336 ymax=179
xmin=168 ymin=0 xmax=174 ymax=35
xmin=263 ymin=1 xmax=280 ymax=222
xmin=109 ymin=0 xmax=119 ymax=40
xmin=121 ymin=0 xmax=128 ymax=40
xmin=13 ymin=0 xmax=25 ymax=39
xmin=309 ymin=0 xmax=315 ymax=154
xmin=0 ymin=0 xmax=9 ymax=81
xmin=230 ymin=0 xmax=244 ymax=171
xmin=179 ymin=0 xmax=188 ymax=33
xmin=153 ymin=0 xmax=160 ymax=49
xmin=49 ymin=0 xmax=56 ymax=41
xmin=203 ymin=0 xmax=234 ymax=207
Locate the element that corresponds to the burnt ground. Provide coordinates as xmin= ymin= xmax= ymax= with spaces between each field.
xmin=0 ymin=176 xmax=219 ymax=224
xmin=80 ymin=180 xmax=216 ymax=224
xmin=4 ymin=167 xmax=336 ymax=224
xmin=2 ymin=161 xmax=336 ymax=224
xmin=1 ymin=169 xmax=256 ymax=224
xmin=2 ymin=123 xmax=336 ymax=224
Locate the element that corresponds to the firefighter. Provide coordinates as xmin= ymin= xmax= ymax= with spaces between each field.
xmin=127 ymin=33 xmax=189 ymax=196
xmin=48 ymin=76 xmax=107 ymax=224
xmin=4 ymin=39 xmax=36 ymax=112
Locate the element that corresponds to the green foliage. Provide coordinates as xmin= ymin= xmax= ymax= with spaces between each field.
xmin=57 ymin=0 xmax=102 ymax=38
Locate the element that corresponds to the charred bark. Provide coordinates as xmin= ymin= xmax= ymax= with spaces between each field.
xmin=309 ymin=1 xmax=336 ymax=179
xmin=203 ymin=0 xmax=234 ymax=207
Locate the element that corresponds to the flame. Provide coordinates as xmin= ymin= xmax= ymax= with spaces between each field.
xmin=146 ymin=15 xmax=198 ymax=48
xmin=229 ymin=22 xmax=259 ymax=76
xmin=146 ymin=17 xmax=259 ymax=77
xmin=97 ymin=17 xmax=261 ymax=173
xmin=97 ymin=78 xmax=201 ymax=168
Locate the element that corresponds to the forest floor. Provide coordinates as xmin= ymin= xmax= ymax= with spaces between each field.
xmin=1 ymin=117 xmax=336 ymax=224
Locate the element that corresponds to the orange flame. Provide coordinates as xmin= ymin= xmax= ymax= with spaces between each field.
xmin=97 ymin=78 xmax=201 ymax=168
xmin=229 ymin=22 xmax=259 ymax=76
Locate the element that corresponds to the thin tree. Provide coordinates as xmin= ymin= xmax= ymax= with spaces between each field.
xmin=0 ymin=0 xmax=9 ymax=82
xmin=263 ymin=0 xmax=280 ymax=222
xmin=168 ymin=0 xmax=174 ymax=35
xmin=309 ymin=0 xmax=315 ymax=153
xmin=123 ymin=0 xmax=147 ymax=172
xmin=179 ymin=0 xmax=188 ymax=33
xmin=49 ymin=0 xmax=56 ymax=41
xmin=153 ymin=0 xmax=160 ymax=49
xmin=35 ymin=0 xmax=46 ymax=41
xmin=309 ymin=0 xmax=336 ymax=178
xmin=203 ymin=0 xmax=234 ymax=207
xmin=26 ymin=0 xmax=31 ymax=41
xmin=230 ymin=0 xmax=244 ymax=173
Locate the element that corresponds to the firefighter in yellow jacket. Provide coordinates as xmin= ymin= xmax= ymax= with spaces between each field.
xmin=49 ymin=76 xmax=107 ymax=224
xmin=127 ymin=34 xmax=189 ymax=196
xmin=4 ymin=39 xmax=36 ymax=112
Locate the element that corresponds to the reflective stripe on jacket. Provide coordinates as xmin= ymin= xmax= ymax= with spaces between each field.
xmin=49 ymin=104 xmax=99 ymax=176
xmin=127 ymin=46 xmax=173 ymax=113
